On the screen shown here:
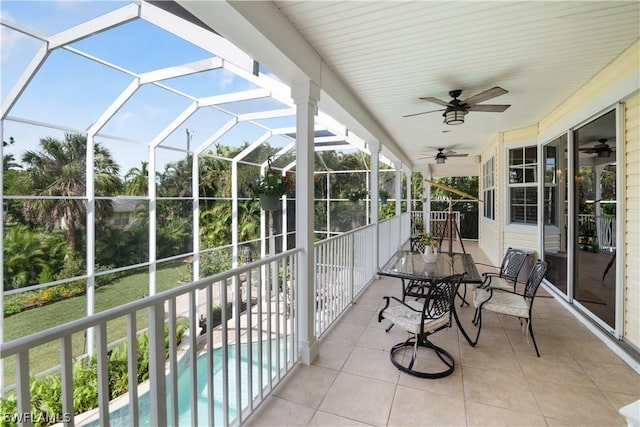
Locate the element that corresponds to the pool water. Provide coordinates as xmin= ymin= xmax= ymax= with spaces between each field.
xmin=83 ymin=339 xmax=288 ymax=427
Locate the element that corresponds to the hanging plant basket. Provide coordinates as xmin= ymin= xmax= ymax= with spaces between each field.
xmin=259 ymin=194 xmax=280 ymax=211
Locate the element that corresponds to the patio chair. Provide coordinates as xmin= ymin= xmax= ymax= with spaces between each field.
xmin=471 ymin=260 xmax=548 ymax=356
xmin=378 ymin=274 xmax=464 ymax=378
xmin=461 ymin=247 xmax=528 ymax=306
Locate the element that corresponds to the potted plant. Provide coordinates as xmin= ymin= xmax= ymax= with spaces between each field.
xmin=342 ymin=188 xmax=368 ymax=202
xmin=249 ymin=167 xmax=295 ymax=211
xmin=412 ymin=231 xmax=439 ymax=262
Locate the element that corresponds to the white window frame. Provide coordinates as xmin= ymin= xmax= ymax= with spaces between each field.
xmin=482 ymin=156 xmax=495 ymax=221
xmin=506 ymin=143 xmax=538 ymax=226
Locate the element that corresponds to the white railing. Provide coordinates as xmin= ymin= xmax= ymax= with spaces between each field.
xmin=410 ymin=210 xmax=460 ymax=238
xmin=577 ymin=214 xmax=616 ymax=251
xmin=1 ymin=250 xmax=299 ymax=427
xmin=378 ymin=217 xmax=401 ymax=268
xmin=1 ymin=217 xmax=406 ymax=426
xmin=314 ymin=224 xmax=376 ymax=337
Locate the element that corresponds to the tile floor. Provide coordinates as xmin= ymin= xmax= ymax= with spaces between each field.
xmin=246 ymin=242 xmax=640 ymax=426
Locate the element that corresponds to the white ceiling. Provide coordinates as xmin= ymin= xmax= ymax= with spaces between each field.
xmin=181 ymin=1 xmax=639 ymax=175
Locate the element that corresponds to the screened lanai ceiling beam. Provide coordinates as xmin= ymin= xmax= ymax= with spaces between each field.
xmin=236 ymin=108 xmax=296 ymax=122
xmin=199 ymin=88 xmax=270 ymax=107
xmin=141 ymin=0 xmax=255 ymax=75
xmin=223 ymin=62 xmax=292 ymax=107
xmin=193 ymin=118 xmax=237 ymax=156
xmin=0 ymin=45 xmax=48 ymax=120
xmin=150 ymin=102 xmax=199 ymax=149
xmin=233 ymin=132 xmax=272 ymax=162
xmin=87 ymin=80 xmax=140 ymax=136
xmin=48 ymin=3 xmax=139 ymax=49
xmin=139 ymin=57 xmax=224 ymax=85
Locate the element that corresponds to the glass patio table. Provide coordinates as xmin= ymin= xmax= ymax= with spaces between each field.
xmin=378 ymin=249 xmax=482 ymax=345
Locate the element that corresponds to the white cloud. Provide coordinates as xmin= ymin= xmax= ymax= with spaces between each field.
xmin=220 ymin=68 xmax=235 ymax=89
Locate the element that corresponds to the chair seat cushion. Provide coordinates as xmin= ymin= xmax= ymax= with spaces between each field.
xmin=473 ymin=289 xmax=529 ymax=318
xmin=381 ymin=300 xmax=450 ymax=334
xmin=485 ymin=276 xmax=514 ymax=291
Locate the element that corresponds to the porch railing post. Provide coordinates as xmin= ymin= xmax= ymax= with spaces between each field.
xmin=148 ymin=302 xmax=167 ymax=427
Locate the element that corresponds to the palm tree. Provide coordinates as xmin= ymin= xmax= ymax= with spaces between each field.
xmin=18 ymin=133 xmax=122 ymax=253
xmin=124 ymin=161 xmax=149 ymax=196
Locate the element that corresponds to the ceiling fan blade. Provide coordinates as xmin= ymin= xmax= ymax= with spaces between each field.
xmin=467 ymin=104 xmax=510 ymax=112
xmin=418 ymin=96 xmax=451 ymax=107
xmin=445 ymin=153 xmax=469 ymax=158
xmin=462 ymin=86 xmax=508 ymax=106
xmin=402 ymin=108 xmax=445 ymax=118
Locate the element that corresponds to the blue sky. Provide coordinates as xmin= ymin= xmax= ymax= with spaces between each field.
xmin=1 ymin=0 xmax=296 ymax=178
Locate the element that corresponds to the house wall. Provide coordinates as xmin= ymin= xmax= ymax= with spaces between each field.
xmin=624 ymin=92 xmax=640 ymax=347
xmin=479 ymin=137 xmax=501 ymax=266
xmin=484 ymin=40 xmax=639 ymax=349
xmin=500 ymin=125 xmax=539 ymax=256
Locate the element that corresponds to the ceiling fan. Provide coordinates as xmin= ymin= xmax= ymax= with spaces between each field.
xmin=404 ymin=86 xmax=511 ymax=124
xmin=420 ymin=148 xmax=469 ymax=164
xmin=579 ymin=139 xmax=614 ymax=157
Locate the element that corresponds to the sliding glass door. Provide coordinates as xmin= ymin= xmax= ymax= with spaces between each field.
xmin=542 ymin=109 xmax=617 ymax=330
xmin=573 ymin=110 xmax=617 ymax=329
xmin=542 ymin=135 xmax=568 ymax=294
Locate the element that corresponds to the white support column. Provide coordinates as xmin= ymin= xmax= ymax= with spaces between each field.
xmin=405 ymin=170 xmax=412 ymax=211
xmin=291 ymin=79 xmax=320 ymax=365
xmin=423 ymin=174 xmax=431 ymax=234
xmin=394 ymin=162 xmax=402 ymax=218
xmin=86 ymin=134 xmax=96 ymax=354
xmin=370 ymin=141 xmax=381 ymax=270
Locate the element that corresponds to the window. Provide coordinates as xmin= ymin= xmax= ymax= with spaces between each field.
xmin=482 ymin=157 xmax=495 ymax=220
xmin=508 ymin=145 xmax=538 ymax=224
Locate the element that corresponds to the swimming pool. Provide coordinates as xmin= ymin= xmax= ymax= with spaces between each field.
xmin=83 ymin=338 xmax=289 ymax=426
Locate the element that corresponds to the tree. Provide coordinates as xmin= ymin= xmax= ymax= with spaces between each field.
xmin=124 ymin=161 xmax=149 ymax=196
xmin=18 ymin=133 xmax=122 ymax=253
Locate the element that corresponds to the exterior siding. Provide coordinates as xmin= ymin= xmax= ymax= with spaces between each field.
xmin=479 ymin=137 xmax=502 ymax=265
xmin=624 ymin=92 xmax=640 ymax=348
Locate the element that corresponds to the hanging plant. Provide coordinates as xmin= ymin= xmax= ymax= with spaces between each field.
xmin=342 ymin=189 xmax=368 ymax=202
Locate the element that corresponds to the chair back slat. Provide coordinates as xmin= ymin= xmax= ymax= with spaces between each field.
xmin=423 ymin=274 xmax=463 ymax=319
xmin=500 ymin=248 xmax=528 ymax=281
xmin=524 ymin=260 xmax=548 ymax=298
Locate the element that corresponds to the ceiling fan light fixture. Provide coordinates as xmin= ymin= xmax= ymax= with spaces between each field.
xmin=444 ymin=108 xmax=466 ymax=125
xmin=436 ymin=156 xmax=446 ymax=164
xmin=598 ymin=149 xmax=611 ymax=158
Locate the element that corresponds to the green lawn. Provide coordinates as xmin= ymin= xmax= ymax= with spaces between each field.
xmin=2 ymin=263 xmax=189 ymax=387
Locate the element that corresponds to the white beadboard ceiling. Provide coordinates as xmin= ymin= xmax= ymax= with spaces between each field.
xmin=183 ymin=1 xmax=639 ymax=174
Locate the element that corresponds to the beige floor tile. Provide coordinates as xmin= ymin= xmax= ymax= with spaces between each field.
xmin=529 ymin=379 xmax=626 ymax=426
xmin=245 ymin=395 xmax=316 ymax=426
xmin=322 ymin=321 xmax=366 ymax=345
xmin=462 ymin=365 xmax=541 ymax=414
xmin=339 ymin=307 xmax=376 ymax=327
xmin=506 ymin=330 xmax=573 ymax=358
xmin=397 ymin=368 xmax=464 ymax=399
xmin=356 ymin=325 xmax=408 ymax=352
xmin=318 ymin=372 xmax=396 ymax=426
xmin=517 ymin=353 xmax=597 ymax=389
xmin=352 ymin=295 xmax=385 ymax=312
xmin=459 ymin=341 xmax=521 ymax=371
xmin=307 ymin=410 xmax=373 ymax=426
xmin=313 ymin=339 xmax=354 ymax=371
xmin=577 ymin=359 xmax=640 ymax=394
xmin=273 ymin=364 xmax=338 ymax=409
xmin=465 ymin=400 xmax=547 ymax=426
xmin=342 ymin=345 xmax=400 ymax=384
xmin=602 ymin=390 xmax=640 ymax=414
xmin=388 ymin=385 xmax=466 ymax=426
xmin=564 ymin=339 xmax=630 ymax=365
